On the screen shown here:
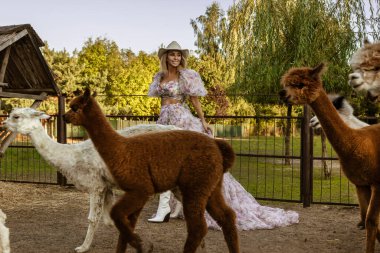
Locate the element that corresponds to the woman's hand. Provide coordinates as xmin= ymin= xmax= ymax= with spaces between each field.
xmin=189 ymin=96 xmax=212 ymax=135
xmin=202 ymin=120 xmax=212 ymax=135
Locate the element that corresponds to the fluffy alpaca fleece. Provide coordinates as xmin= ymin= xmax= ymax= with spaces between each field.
xmin=348 ymin=39 xmax=380 ymax=101
xmin=0 ymin=209 xmax=10 ymax=253
xmin=3 ymin=108 xmax=181 ymax=253
xmin=280 ymin=63 xmax=380 ymax=253
xmin=310 ymin=94 xmax=369 ymax=130
xmin=64 ymin=88 xmax=240 ymax=253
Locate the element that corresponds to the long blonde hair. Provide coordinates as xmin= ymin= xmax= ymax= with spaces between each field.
xmin=159 ymin=51 xmax=187 ymax=74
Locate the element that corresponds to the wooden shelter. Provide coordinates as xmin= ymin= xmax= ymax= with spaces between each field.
xmin=0 ymin=24 xmax=66 ymax=176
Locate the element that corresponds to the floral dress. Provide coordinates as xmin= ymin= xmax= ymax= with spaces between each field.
xmin=148 ymin=69 xmax=207 ymax=133
xmin=148 ymin=69 xmax=299 ymax=230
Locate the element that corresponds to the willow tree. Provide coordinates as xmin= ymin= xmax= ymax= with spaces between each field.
xmin=227 ymin=0 xmax=380 ymax=101
xmin=190 ymin=3 xmax=230 ymax=116
xmin=223 ymin=0 xmax=380 ymax=166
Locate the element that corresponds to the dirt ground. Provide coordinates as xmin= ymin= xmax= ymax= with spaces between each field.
xmin=0 ymin=181 xmax=378 ymax=253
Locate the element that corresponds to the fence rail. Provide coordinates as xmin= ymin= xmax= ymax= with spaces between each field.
xmin=0 ymin=106 xmax=359 ymax=206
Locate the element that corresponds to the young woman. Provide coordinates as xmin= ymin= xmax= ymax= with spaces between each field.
xmin=147 ymin=41 xmax=299 ymax=230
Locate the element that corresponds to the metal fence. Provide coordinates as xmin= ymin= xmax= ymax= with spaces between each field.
xmin=0 ymin=106 xmax=360 ymax=206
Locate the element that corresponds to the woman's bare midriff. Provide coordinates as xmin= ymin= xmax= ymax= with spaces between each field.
xmin=161 ymin=98 xmax=182 ymax=106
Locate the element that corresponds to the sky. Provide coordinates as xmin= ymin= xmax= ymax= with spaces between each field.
xmin=2 ymin=0 xmax=233 ymax=55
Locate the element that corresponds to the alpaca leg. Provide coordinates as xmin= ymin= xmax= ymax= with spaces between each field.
xmin=102 ymin=188 xmax=115 ymax=226
xmin=206 ymin=182 xmax=240 ymax=253
xmin=181 ymin=193 xmax=208 ymax=253
xmin=356 ymin=185 xmax=371 ymax=229
xmin=170 ymin=187 xmax=183 ymax=218
xmin=0 ymin=224 xmax=10 ymax=253
xmin=356 ymin=186 xmax=380 ymax=243
xmin=365 ymin=186 xmax=380 ymax=253
xmin=0 ymin=209 xmax=10 ymax=253
xmin=111 ymin=192 xmax=152 ymax=253
xmin=75 ymin=190 xmax=106 ymax=253
xmin=171 ymin=187 xmax=182 ymax=202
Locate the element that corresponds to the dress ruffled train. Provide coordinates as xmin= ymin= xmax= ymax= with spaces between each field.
xmin=205 ymin=172 xmax=299 ymax=230
xmin=169 ymin=172 xmax=299 ymax=230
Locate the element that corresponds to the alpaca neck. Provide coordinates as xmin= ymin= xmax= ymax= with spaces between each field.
xmin=30 ymin=125 xmax=64 ymax=154
xmin=29 ymin=125 xmax=76 ymax=170
xmin=82 ymin=99 xmax=121 ymax=154
xmin=345 ymin=116 xmax=369 ymax=129
xmin=310 ymin=91 xmax=357 ymax=157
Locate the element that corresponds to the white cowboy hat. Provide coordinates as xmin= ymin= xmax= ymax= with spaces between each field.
xmin=158 ymin=41 xmax=189 ymax=59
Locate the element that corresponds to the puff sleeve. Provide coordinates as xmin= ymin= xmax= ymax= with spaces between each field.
xmin=179 ymin=69 xmax=207 ymax=96
xmin=147 ymin=73 xmax=162 ymax=97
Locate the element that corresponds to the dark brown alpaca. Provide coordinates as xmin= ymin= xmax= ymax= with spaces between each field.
xmin=64 ymin=88 xmax=240 ymax=253
xmin=280 ymin=63 xmax=380 ymax=253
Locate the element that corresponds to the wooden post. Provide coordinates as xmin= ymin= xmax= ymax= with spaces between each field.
xmin=301 ymin=105 xmax=313 ymax=207
xmin=56 ymin=95 xmax=67 ymax=186
xmin=0 ymin=46 xmax=11 ymax=111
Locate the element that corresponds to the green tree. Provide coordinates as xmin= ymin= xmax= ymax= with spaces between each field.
xmin=227 ymin=0 xmax=380 ymax=103
xmin=42 ymin=43 xmax=83 ymax=97
xmin=77 ymin=37 xmax=130 ymax=114
xmin=191 ymin=2 xmax=255 ymax=117
xmin=121 ymin=51 xmax=160 ymax=115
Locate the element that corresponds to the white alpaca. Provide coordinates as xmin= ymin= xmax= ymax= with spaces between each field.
xmin=348 ymin=39 xmax=380 ymax=101
xmin=310 ymin=94 xmax=369 ymax=129
xmin=3 ymin=108 xmax=181 ymax=253
xmin=0 ymin=209 xmax=10 ymax=253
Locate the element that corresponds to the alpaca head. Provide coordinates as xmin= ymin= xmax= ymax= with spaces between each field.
xmin=279 ymin=63 xmax=326 ymax=105
xmin=3 ymin=108 xmax=50 ymax=134
xmin=64 ymin=88 xmax=96 ymax=126
xmin=348 ymin=39 xmax=380 ymax=101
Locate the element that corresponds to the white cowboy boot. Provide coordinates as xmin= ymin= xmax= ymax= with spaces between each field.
xmin=148 ymin=191 xmax=171 ymax=223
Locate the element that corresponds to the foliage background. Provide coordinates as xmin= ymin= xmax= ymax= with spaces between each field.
xmin=2 ymin=0 xmax=379 ymax=118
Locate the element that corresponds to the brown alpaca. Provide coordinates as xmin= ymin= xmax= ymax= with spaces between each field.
xmin=280 ymin=63 xmax=380 ymax=253
xmin=64 ymin=88 xmax=240 ymax=253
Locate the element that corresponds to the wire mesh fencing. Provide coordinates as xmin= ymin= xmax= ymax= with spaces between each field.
xmin=0 ymin=107 xmax=360 ymax=206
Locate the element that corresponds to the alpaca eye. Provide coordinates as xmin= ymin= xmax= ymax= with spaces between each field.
xmin=71 ymin=105 xmax=79 ymax=112
xmin=292 ymin=83 xmax=304 ymax=89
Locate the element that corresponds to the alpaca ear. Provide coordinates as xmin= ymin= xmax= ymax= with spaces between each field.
xmin=92 ymin=91 xmax=97 ymax=97
xmin=364 ymin=38 xmax=371 ymax=45
xmin=332 ymin=95 xmax=345 ymax=110
xmin=32 ymin=110 xmax=50 ymax=120
xmin=311 ymin=63 xmax=326 ymax=78
xmin=83 ymin=88 xmax=91 ymax=104
xmin=73 ymin=89 xmax=82 ymax=96
xmin=372 ymin=52 xmax=380 ymax=60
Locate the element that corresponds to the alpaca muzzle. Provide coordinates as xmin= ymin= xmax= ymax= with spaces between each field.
xmin=366 ymin=91 xmax=379 ymax=103
xmin=278 ymin=90 xmax=288 ymax=102
xmin=63 ymin=113 xmax=72 ymax=124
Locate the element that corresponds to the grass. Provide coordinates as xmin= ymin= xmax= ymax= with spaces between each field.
xmin=0 ymin=134 xmax=357 ymax=205
xmin=0 ymin=144 xmax=57 ymax=183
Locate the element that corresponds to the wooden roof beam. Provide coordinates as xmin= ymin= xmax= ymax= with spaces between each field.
xmin=0 ymin=91 xmax=47 ymax=100
xmin=26 ymin=33 xmax=61 ymax=96
xmin=8 ymin=55 xmax=33 ymax=88
xmin=0 ymin=46 xmax=11 ymax=82
xmin=3 ymin=88 xmax=55 ymax=94
xmin=0 ymin=29 xmax=28 ymax=52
